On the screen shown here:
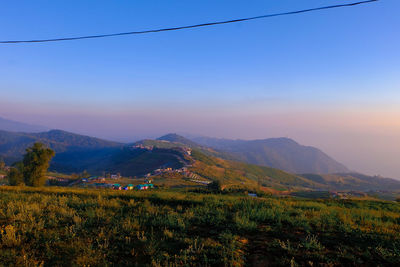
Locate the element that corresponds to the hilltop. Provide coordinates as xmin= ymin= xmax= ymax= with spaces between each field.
xmin=157 ymin=133 xmax=200 ymax=147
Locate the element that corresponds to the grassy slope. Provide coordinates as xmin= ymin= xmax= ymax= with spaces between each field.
xmin=190 ymin=150 xmax=323 ymax=190
xmin=110 ymin=148 xmax=190 ymax=176
xmin=0 ymin=186 xmax=399 ymax=266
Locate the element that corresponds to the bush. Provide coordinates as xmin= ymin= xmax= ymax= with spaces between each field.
xmin=207 ymin=180 xmax=222 ymax=192
xmin=7 ymin=167 xmax=24 ymax=186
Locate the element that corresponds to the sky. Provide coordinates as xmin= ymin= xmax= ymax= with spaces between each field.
xmin=0 ymin=0 xmax=399 ymax=178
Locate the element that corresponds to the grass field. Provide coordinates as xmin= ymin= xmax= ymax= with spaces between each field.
xmin=0 ymin=186 xmax=399 ymax=266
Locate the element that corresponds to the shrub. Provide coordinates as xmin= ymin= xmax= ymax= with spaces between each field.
xmin=7 ymin=167 xmax=24 ymax=186
xmin=207 ymin=180 xmax=222 ymax=192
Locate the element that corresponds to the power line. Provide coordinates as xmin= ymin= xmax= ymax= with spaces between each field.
xmin=0 ymin=0 xmax=378 ymax=44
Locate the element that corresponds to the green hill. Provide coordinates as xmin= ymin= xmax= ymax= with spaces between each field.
xmin=189 ymin=150 xmax=323 ymax=191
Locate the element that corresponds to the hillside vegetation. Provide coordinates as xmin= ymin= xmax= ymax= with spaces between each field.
xmin=190 ymin=150 xmax=320 ymax=191
xmin=0 ymin=186 xmax=399 ymax=266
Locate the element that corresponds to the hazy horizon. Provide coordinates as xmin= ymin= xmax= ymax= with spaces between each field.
xmin=1 ymin=112 xmax=399 ymax=180
xmin=1 ymin=0 xmax=399 ymax=178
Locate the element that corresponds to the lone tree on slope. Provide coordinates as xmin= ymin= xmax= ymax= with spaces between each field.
xmin=22 ymin=143 xmax=55 ymax=187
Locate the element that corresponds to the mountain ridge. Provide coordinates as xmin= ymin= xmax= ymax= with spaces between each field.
xmin=0 ymin=129 xmax=399 ymax=191
xmin=186 ymin=135 xmax=349 ymax=174
xmin=0 ymin=116 xmax=49 ymax=133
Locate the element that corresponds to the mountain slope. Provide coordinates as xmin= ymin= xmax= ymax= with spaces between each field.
xmin=189 ymin=150 xmax=400 ymax=192
xmin=117 ymin=138 xmax=320 ymax=190
xmin=0 ymin=130 xmax=190 ymax=177
xmin=0 ymin=129 xmax=120 ymax=153
xmin=189 ymin=136 xmax=348 ymax=174
xmin=189 ymin=149 xmax=323 ymax=190
xmin=53 ymin=146 xmax=191 ymax=176
xmin=0 ymin=129 xmax=122 ymax=168
xmin=0 ymin=117 xmax=49 ymax=133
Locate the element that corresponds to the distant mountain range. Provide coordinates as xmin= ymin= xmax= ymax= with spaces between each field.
xmin=0 ymin=129 xmax=193 ymax=176
xmin=0 ymin=118 xmax=349 ymax=175
xmin=0 ymin=129 xmax=399 ymax=191
xmin=0 ymin=129 xmax=122 ymax=172
xmin=0 ymin=129 xmax=352 ymax=175
xmin=165 ymin=134 xmax=349 ymax=174
xmin=0 ymin=117 xmax=49 ymax=133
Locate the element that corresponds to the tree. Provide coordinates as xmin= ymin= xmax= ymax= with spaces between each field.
xmin=23 ymin=143 xmax=55 ymax=187
xmin=207 ymin=180 xmax=222 ymax=192
xmin=7 ymin=166 xmax=24 ymax=186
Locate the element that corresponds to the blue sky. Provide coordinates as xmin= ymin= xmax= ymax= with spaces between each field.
xmin=1 ymin=0 xmax=400 ymax=177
